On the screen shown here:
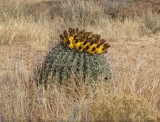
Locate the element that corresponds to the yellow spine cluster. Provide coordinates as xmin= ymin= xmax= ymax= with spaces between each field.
xmin=60 ymin=28 xmax=110 ymax=55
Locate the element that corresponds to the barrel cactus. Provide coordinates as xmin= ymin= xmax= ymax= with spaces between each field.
xmin=36 ymin=28 xmax=111 ymax=86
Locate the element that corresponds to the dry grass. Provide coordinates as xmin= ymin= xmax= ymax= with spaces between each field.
xmin=90 ymin=94 xmax=157 ymax=122
xmin=0 ymin=0 xmax=160 ymax=121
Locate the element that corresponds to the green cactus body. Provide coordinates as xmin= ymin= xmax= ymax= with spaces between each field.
xmin=36 ymin=28 xmax=111 ymax=86
xmin=36 ymin=43 xmax=110 ymax=86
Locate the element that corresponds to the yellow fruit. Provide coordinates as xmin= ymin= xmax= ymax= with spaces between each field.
xmin=87 ymin=46 xmax=96 ymax=54
xmin=59 ymin=28 xmax=110 ymax=55
xmin=66 ymin=40 xmax=74 ymax=49
xmin=75 ymin=41 xmax=81 ymax=50
xmin=95 ymin=46 xmax=103 ymax=54
xmin=78 ymin=46 xmax=83 ymax=52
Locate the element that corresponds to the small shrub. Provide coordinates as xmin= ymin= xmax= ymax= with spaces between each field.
xmin=27 ymin=1 xmax=63 ymax=20
xmin=90 ymin=94 xmax=158 ymax=122
xmin=141 ymin=11 xmax=160 ymax=35
xmin=100 ymin=0 xmax=126 ymax=18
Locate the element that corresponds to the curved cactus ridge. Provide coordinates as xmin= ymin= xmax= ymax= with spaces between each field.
xmin=60 ymin=28 xmax=110 ymax=55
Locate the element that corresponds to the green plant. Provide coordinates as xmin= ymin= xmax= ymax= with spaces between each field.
xmin=36 ymin=28 xmax=111 ymax=86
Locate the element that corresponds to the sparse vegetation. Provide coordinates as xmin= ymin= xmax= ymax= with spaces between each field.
xmin=0 ymin=0 xmax=160 ymax=121
xmin=90 ymin=94 xmax=157 ymax=122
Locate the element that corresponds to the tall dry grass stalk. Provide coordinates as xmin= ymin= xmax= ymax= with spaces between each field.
xmin=0 ymin=0 xmax=160 ymax=121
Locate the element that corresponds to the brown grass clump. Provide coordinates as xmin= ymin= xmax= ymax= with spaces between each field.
xmin=141 ymin=11 xmax=160 ymax=35
xmin=90 ymin=94 xmax=158 ymax=122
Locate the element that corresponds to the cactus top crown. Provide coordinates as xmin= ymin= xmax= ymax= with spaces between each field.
xmin=60 ymin=28 xmax=110 ymax=55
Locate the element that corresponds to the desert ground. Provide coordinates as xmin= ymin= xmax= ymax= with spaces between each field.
xmin=0 ymin=0 xmax=160 ymax=121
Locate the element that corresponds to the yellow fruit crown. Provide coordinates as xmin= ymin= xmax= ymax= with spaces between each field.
xmin=59 ymin=28 xmax=110 ymax=55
